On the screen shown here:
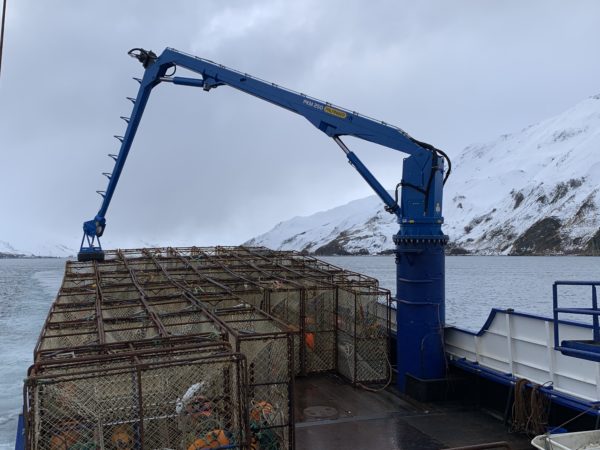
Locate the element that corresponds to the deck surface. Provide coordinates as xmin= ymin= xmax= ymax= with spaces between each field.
xmin=294 ymin=374 xmax=532 ymax=450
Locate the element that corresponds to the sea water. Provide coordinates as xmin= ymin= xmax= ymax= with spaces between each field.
xmin=1 ymin=256 xmax=599 ymax=447
xmin=0 ymin=259 xmax=65 ymax=449
xmin=323 ymin=255 xmax=600 ymax=329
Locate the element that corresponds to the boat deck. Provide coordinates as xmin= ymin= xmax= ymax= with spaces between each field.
xmin=295 ymin=374 xmax=532 ymax=450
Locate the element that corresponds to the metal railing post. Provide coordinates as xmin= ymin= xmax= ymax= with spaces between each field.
xmin=593 ymin=285 xmax=599 ymax=341
xmin=553 ymin=283 xmax=559 ymax=349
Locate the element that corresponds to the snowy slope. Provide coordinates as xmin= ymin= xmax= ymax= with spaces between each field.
xmin=0 ymin=240 xmax=75 ymax=258
xmin=247 ymin=94 xmax=600 ymax=255
xmin=246 ymin=195 xmax=398 ymax=254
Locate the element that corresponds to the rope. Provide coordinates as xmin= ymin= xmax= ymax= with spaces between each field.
xmin=511 ymin=379 xmax=528 ymax=433
xmin=510 ymin=378 xmax=550 ymax=435
xmin=549 ymin=402 xmax=600 ymax=433
xmin=0 ymin=0 xmax=6 ymax=80
xmin=527 ymin=382 xmax=551 ymax=435
xmin=356 ymin=348 xmax=393 ymax=393
xmin=510 ymin=378 xmax=600 ymax=438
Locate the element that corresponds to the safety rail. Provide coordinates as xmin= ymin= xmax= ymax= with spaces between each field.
xmin=553 ymin=280 xmax=600 ymax=362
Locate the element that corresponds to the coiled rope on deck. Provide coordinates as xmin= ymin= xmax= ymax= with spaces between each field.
xmin=510 ymin=378 xmax=550 ymax=435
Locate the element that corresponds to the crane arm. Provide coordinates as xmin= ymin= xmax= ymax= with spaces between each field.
xmin=78 ymin=47 xmax=448 ymax=260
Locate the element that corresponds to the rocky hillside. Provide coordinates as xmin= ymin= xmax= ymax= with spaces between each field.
xmin=246 ymin=94 xmax=600 ymax=255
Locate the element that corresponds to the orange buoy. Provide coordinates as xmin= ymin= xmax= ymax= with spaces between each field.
xmin=188 ymin=438 xmax=210 ymax=450
xmin=250 ymin=401 xmax=274 ymax=423
xmin=305 ymin=332 xmax=315 ymax=350
xmin=188 ymin=429 xmax=231 ymax=450
xmin=111 ymin=425 xmax=134 ymax=449
xmin=49 ymin=431 xmax=79 ymax=450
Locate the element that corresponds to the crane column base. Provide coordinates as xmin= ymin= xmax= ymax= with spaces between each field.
xmin=394 ymin=232 xmax=448 ymax=393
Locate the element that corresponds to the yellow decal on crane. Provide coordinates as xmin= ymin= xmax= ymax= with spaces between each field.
xmin=324 ymin=106 xmax=347 ymax=119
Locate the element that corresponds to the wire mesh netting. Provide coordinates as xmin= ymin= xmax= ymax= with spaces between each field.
xmin=336 ymin=287 xmax=391 ymax=384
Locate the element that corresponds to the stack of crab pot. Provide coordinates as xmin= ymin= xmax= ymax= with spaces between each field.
xmin=181 ymin=246 xmax=392 ymax=384
xmin=191 ymin=246 xmax=341 ymax=375
xmin=27 ymin=252 xmax=248 ymax=449
xmin=24 ymin=246 xmax=391 ymax=450
xmin=137 ymin=247 xmax=297 ymax=449
xmin=190 ymin=247 xmax=391 ymax=385
xmin=217 ymin=246 xmax=392 ymax=385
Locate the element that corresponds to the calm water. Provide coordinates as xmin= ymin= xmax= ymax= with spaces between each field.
xmin=1 ymin=256 xmax=599 ymax=446
xmin=323 ymin=255 xmax=600 ymax=329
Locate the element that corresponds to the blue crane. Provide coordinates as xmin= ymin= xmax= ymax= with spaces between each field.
xmin=79 ymin=47 xmax=451 ymax=392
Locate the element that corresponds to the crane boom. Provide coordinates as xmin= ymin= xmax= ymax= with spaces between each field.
xmin=78 ymin=47 xmax=449 ymax=393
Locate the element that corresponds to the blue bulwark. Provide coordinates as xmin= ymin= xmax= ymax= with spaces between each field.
xmin=15 ymin=414 xmax=24 ymax=450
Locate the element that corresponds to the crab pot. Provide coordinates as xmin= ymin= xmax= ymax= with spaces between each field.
xmin=213 ymin=306 xmax=296 ymax=450
xmin=266 ymin=287 xmax=304 ymax=375
xmin=36 ymin=257 xmax=228 ymax=355
xmin=224 ymin=246 xmax=381 ymax=293
xmin=35 ymin=335 xmax=231 ymax=363
xmin=268 ymin=284 xmax=389 ymax=380
xmin=146 ymin=247 xmax=343 ymax=377
xmin=25 ymin=346 xmax=248 ymax=450
xmin=336 ymin=287 xmax=391 ymax=385
xmin=301 ymin=287 xmax=338 ymax=373
xmin=259 ymin=285 xmax=330 ymax=375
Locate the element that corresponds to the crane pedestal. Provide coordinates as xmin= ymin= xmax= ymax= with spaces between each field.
xmin=394 ymin=231 xmax=448 ymax=392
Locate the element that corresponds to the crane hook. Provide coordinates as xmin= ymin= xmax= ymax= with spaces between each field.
xmin=127 ymin=48 xmax=157 ymax=68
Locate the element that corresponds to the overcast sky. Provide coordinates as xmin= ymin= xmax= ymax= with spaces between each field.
xmin=1 ymin=1 xmax=599 ymax=252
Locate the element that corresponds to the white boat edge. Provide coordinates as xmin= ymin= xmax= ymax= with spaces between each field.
xmin=446 ymin=308 xmax=600 ymax=408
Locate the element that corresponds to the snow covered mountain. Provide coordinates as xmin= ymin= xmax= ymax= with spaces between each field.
xmin=246 ymin=94 xmax=600 ymax=255
xmin=246 ymin=196 xmax=398 ymax=255
xmin=0 ymin=240 xmax=75 ymax=258
xmin=0 ymin=240 xmax=26 ymax=258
